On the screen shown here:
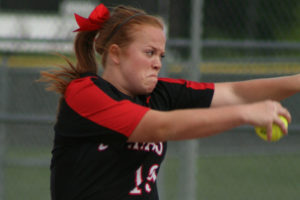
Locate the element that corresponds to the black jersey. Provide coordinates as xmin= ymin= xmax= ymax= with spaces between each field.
xmin=50 ymin=73 xmax=214 ymax=200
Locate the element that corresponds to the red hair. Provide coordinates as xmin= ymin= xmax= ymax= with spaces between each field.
xmin=40 ymin=5 xmax=164 ymax=95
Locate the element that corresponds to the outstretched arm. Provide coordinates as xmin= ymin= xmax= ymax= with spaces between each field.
xmin=128 ymin=100 xmax=291 ymax=142
xmin=211 ymin=74 xmax=300 ymax=107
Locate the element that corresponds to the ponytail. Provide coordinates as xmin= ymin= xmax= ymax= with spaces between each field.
xmin=39 ymin=4 xmax=109 ymax=95
xmin=74 ymin=31 xmax=98 ymax=74
xmin=39 ymin=31 xmax=98 ymax=95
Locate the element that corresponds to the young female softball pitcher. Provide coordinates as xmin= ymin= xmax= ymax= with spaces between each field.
xmin=41 ymin=4 xmax=300 ymax=200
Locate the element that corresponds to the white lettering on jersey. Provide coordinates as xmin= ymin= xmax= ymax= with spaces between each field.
xmin=129 ymin=166 xmax=143 ymax=195
xmin=98 ymin=143 xmax=108 ymax=151
xmin=145 ymin=183 xmax=151 ymax=193
xmin=127 ymin=142 xmax=163 ymax=156
xmin=129 ymin=164 xmax=159 ymax=196
xmin=147 ymin=164 xmax=159 ymax=183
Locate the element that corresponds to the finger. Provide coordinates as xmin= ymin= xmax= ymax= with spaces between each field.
xmin=278 ymin=108 xmax=292 ymax=124
xmin=274 ymin=116 xmax=288 ymax=135
xmin=272 ymin=101 xmax=290 ymax=121
xmin=266 ymin=123 xmax=273 ymax=142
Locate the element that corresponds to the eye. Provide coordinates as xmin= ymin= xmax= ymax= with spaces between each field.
xmin=145 ymin=50 xmax=154 ymax=57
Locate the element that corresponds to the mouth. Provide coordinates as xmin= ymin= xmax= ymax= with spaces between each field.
xmin=148 ymin=74 xmax=158 ymax=78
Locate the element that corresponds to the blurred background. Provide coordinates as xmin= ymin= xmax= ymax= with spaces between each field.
xmin=0 ymin=0 xmax=300 ymax=199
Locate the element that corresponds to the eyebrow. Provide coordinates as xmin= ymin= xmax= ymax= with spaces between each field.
xmin=149 ymin=45 xmax=165 ymax=55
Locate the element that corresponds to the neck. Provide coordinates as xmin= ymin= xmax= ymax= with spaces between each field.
xmin=101 ymin=66 xmax=135 ymax=98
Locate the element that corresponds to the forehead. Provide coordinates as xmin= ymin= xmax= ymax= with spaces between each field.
xmin=130 ymin=25 xmax=166 ymax=51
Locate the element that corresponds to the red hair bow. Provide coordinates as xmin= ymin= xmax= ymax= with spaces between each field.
xmin=73 ymin=4 xmax=110 ymax=32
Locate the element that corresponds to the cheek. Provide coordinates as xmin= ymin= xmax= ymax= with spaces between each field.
xmin=129 ymin=60 xmax=149 ymax=80
xmin=124 ymin=54 xmax=152 ymax=86
xmin=125 ymin=67 xmax=144 ymax=86
xmin=127 ymin=68 xmax=154 ymax=90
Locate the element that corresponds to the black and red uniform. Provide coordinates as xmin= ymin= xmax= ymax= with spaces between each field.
xmin=50 ymin=72 xmax=214 ymax=200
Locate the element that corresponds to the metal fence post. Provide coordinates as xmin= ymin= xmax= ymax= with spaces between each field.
xmin=0 ymin=53 xmax=9 ymax=200
xmin=178 ymin=0 xmax=204 ymax=200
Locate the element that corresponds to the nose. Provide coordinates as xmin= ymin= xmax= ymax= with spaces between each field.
xmin=152 ymin=56 xmax=162 ymax=71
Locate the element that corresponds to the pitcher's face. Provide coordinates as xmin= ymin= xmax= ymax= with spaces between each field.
xmin=118 ymin=25 xmax=166 ymax=96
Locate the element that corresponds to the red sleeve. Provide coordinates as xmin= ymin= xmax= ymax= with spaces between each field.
xmin=64 ymin=77 xmax=150 ymax=138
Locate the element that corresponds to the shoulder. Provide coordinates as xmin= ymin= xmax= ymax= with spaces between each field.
xmin=65 ymin=73 xmax=110 ymax=99
xmin=157 ymin=77 xmax=214 ymax=90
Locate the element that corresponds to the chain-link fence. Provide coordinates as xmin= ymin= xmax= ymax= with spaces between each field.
xmin=0 ymin=0 xmax=300 ymax=200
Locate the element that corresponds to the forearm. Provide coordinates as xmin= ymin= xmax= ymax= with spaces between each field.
xmin=129 ymin=100 xmax=290 ymax=142
xmin=213 ymin=74 xmax=300 ymax=106
xmin=129 ymin=105 xmax=247 ymax=142
xmin=233 ymin=74 xmax=300 ymax=102
xmin=161 ymin=106 xmax=246 ymax=141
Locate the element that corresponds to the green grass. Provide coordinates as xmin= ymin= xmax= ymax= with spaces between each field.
xmin=3 ymin=146 xmax=51 ymax=200
xmin=5 ymin=165 xmax=50 ymax=200
xmin=163 ymin=154 xmax=300 ymax=200
xmin=2 ymin=146 xmax=300 ymax=200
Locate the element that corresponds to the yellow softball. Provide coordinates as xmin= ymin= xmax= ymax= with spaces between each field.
xmin=255 ymin=116 xmax=288 ymax=142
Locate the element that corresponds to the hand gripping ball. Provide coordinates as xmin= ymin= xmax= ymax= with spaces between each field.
xmin=255 ymin=116 xmax=288 ymax=142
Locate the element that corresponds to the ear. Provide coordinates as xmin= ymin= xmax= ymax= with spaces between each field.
xmin=108 ymin=44 xmax=121 ymax=64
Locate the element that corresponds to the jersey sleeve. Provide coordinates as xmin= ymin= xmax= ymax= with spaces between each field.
xmin=150 ymin=77 xmax=215 ymax=110
xmin=63 ymin=76 xmax=150 ymax=138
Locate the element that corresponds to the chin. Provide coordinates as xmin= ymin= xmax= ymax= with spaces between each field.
xmin=146 ymin=88 xmax=155 ymax=94
xmin=145 ymin=84 xmax=156 ymax=94
xmin=139 ymin=85 xmax=154 ymax=95
xmin=141 ymin=79 xmax=158 ymax=94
